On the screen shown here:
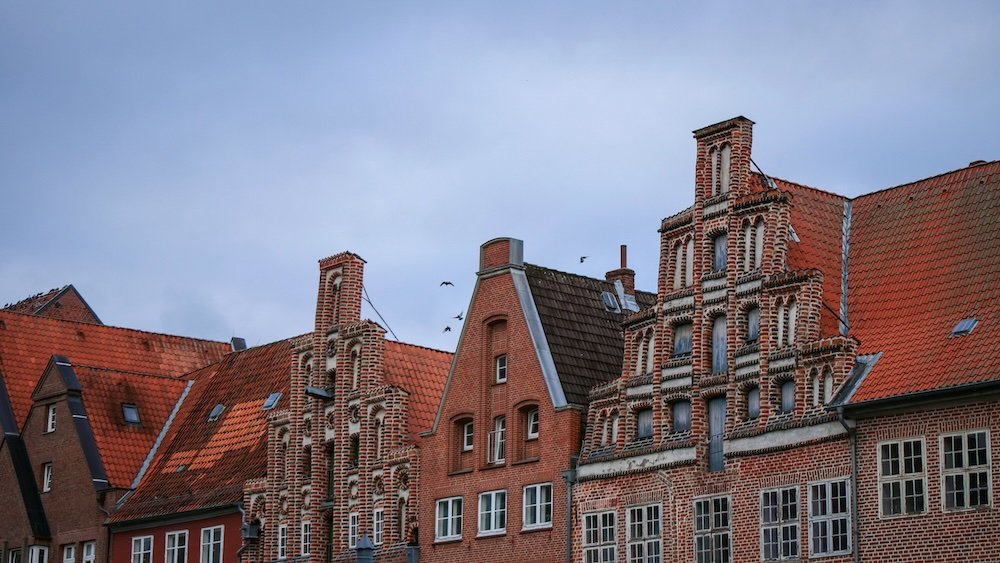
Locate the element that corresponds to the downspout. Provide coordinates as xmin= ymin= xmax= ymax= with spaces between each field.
xmin=235 ymin=503 xmax=248 ymax=561
xmin=837 ymin=408 xmax=860 ymax=563
xmin=561 ymin=456 xmax=578 ymax=563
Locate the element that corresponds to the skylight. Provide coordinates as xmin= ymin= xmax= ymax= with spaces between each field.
xmin=122 ymin=403 xmax=140 ymax=425
xmin=951 ymin=317 xmax=978 ymax=337
xmin=600 ymin=291 xmax=621 ymax=313
xmin=262 ymin=392 xmax=282 ymax=411
xmin=208 ymin=403 xmax=225 ymax=422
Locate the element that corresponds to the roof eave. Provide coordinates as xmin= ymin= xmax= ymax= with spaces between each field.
xmin=838 ymin=379 xmax=1000 ymax=418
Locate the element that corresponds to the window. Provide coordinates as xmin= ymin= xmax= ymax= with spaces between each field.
xmin=523 ymin=483 xmax=553 ymax=530
xmin=753 ymin=219 xmax=764 ymax=269
xmin=348 ymin=513 xmax=359 ymax=548
xmin=348 ymin=434 xmax=359 ymax=468
xmin=488 ymin=416 xmax=506 ymax=464
xmin=200 ymin=526 xmax=222 ymax=563
xmin=694 ymin=496 xmax=730 ymax=563
xmin=673 ymin=323 xmax=693 ymax=357
xmin=165 ymin=531 xmax=187 ymax=563
xmin=779 ymin=380 xmax=795 ymax=414
xmin=495 ymin=354 xmax=507 ymax=383
xmin=131 ymin=537 xmax=152 ymax=563
xmin=525 ymin=408 xmax=539 ymax=440
xmin=942 ymin=430 xmax=991 ymax=510
xmin=351 ymin=344 xmax=362 ymax=389
xmin=712 ymin=234 xmax=728 ymax=272
xmin=746 ymin=386 xmax=760 ymax=420
xmin=81 ymin=544 xmax=94 ymax=563
xmin=823 ymin=368 xmax=834 ymax=403
xmin=435 ymin=497 xmax=463 ymax=541
xmin=277 ymin=524 xmax=287 ymax=559
xmin=28 ymin=548 xmax=47 ymax=563
xmin=300 ymin=521 xmax=311 ymax=555
xmin=636 ymin=408 xmax=653 ymax=440
xmin=262 ymin=392 xmax=282 ymax=410
xmin=719 ymin=144 xmax=731 ymax=194
xmin=744 ymin=219 xmax=764 ymax=270
xmin=627 ymin=504 xmax=662 ymax=563
xmin=711 ymin=316 xmax=727 ymax=373
xmin=373 ymin=509 xmax=384 ymax=545
xmin=373 ymin=414 xmax=384 ymax=458
xmin=710 ymin=147 xmax=719 ymax=195
xmin=950 ymin=317 xmax=978 ymax=337
xmin=746 ymin=307 xmax=760 ymax=343
xmin=122 ymin=404 xmax=141 ymax=425
xmin=46 ymin=404 xmax=57 ymax=433
xmin=808 ymin=479 xmax=851 ymax=556
xmin=62 ymin=545 xmax=74 ymax=563
xmin=582 ymin=511 xmax=617 ymax=563
xmin=478 ymin=490 xmax=507 ymax=536
xmin=207 ymin=404 xmax=224 ymax=422
xmin=685 ymin=239 xmax=694 ymax=287
xmin=462 ymin=420 xmax=474 ymax=451
xmin=673 ymin=242 xmax=685 ymax=289
xmin=761 ymin=487 xmax=798 ymax=560
xmin=611 ymin=412 xmax=620 ymax=444
xmin=785 ymin=299 xmax=797 ymax=346
xmin=672 ymin=401 xmax=691 ymax=433
xmin=8 ymin=550 xmax=21 ymax=563
xmin=879 ymin=438 xmax=926 ymax=516
xmin=42 ymin=462 xmax=52 ymax=492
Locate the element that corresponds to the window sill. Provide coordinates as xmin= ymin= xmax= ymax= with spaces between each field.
xmin=447 ymin=468 xmax=473 ymax=476
xmin=433 ymin=537 xmax=462 ymax=545
xmin=520 ymin=524 xmax=553 ymax=534
xmin=481 ymin=461 xmax=506 ymax=470
xmin=475 ymin=531 xmax=506 ymax=539
xmin=525 ymin=435 xmax=538 ymax=442
xmin=513 ymin=457 xmax=539 ymax=466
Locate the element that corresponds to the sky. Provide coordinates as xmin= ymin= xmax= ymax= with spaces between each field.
xmin=2 ymin=1 xmax=999 ymax=352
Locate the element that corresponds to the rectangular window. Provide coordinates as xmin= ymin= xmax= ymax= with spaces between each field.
xmin=627 ymin=504 xmax=662 ymax=563
xmin=478 ymin=490 xmax=507 ymax=536
xmin=672 ymin=401 xmax=691 ymax=433
xmin=582 ymin=511 xmax=617 ymax=563
xmin=42 ymin=462 xmax=52 ymax=492
xmin=761 ymin=487 xmax=798 ymax=560
xmin=46 ymin=405 xmax=57 ymax=433
xmin=713 ymin=234 xmax=728 ymax=272
xmin=526 ymin=408 xmax=539 ymax=440
xmin=300 ymin=521 xmax=311 ymax=555
xmin=711 ymin=316 xmax=727 ymax=374
xmin=879 ymin=438 xmax=926 ymax=516
xmin=277 ymin=525 xmax=287 ymax=559
xmin=122 ymin=403 xmax=141 ymax=425
xmin=488 ymin=416 xmax=506 ymax=464
xmin=8 ymin=550 xmax=21 ymax=563
xmin=348 ymin=513 xmax=359 ymax=549
xmin=672 ymin=323 xmax=693 ymax=357
xmin=165 ymin=531 xmax=187 ymax=563
xmin=81 ymin=544 xmax=94 ymax=563
xmin=808 ymin=479 xmax=851 ymax=557
xmin=199 ymin=526 xmax=222 ymax=563
xmin=522 ymin=483 xmax=553 ymax=530
xmin=131 ymin=537 xmax=152 ymax=563
xmin=435 ymin=497 xmax=463 ymax=541
xmin=495 ymin=354 xmax=507 ymax=383
xmin=694 ymin=496 xmax=730 ymax=563
xmin=62 ymin=545 xmax=74 ymax=563
xmin=942 ymin=430 xmax=991 ymax=510
xmin=27 ymin=548 xmax=47 ymax=563
xmin=636 ymin=408 xmax=653 ymax=440
xmin=462 ymin=421 xmax=474 ymax=451
xmin=373 ymin=509 xmax=384 ymax=546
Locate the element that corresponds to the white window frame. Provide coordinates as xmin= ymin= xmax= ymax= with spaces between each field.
xmin=807 ymin=478 xmax=851 ymax=557
xmin=522 ymin=483 xmax=552 ymax=530
xmin=28 ymin=547 xmax=48 ymax=563
xmin=477 ymin=489 xmax=507 ymax=536
xmin=42 ymin=463 xmax=52 ymax=492
xmin=277 ymin=524 xmax=287 ymax=559
xmin=8 ymin=549 xmax=21 ymax=563
xmin=348 ymin=513 xmax=359 ymax=549
xmin=694 ymin=495 xmax=731 ymax=563
xmin=435 ymin=497 xmax=463 ymax=542
xmin=760 ymin=487 xmax=798 ymax=561
xmin=627 ymin=503 xmax=662 ymax=563
xmin=462 ymin=421 xmax=474 ymax=451
xmin=199 ymin=526 xmax=222 ymax=563
xmin=81 ymin=544 xmax=94 ymax=563
xmin=62 ymin=545 xmax=74 ymax=563
xmin=526 ymin=408 xmax=539 ymax=440
xmin=488 ymin=416 xmax=506 ymax=464
xmin=495 ymin=354 xmax=507 ymax=383
xmin=582 ymin=510 xmax=617 ymax=563
xmin=165 ymin=531 xmax=187 ymax=563
xmin=940 ymin=429 xmax=992 ymax=511
xmin=300 ymin=521 xmax=311 ymax=555
xmin=131 ymin=537 xmax=152 ymax=563
xmin=373 ymin=508 xmax=384 ymax=546
xmin=46 ymin=405 xmax=57 ymax=433
xmin=878 ymin=437 xmax=927 ymax=517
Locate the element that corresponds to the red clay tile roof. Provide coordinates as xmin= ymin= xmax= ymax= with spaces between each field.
xmin=383 ymin=341 xmax=452 ymax=439
xmin=847 ymin=161 xmax=1000 ymax=403
xmin=73 ymin=366 xmax=189 ymax=488
xmin=0 ymin=310 xmax=230 ymax=428
xmin=109 ymin=337 xmax=295 ymax=523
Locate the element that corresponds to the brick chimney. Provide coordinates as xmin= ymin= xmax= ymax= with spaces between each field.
xmin=605 ymin=244 xmax=635 ymax=294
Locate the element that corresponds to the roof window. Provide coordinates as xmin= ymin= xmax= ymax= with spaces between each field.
xmin=121 ymin=403 xmax=141 ymax=425
xmin=600 ymin=291 xmax=621 ymax=313
xmin=263 ymin=392 xmax=282 ymax=411
xmin=208 ymin=403 xmax=225 ymax=422
xmin=951 ymin=317 xmax=978 ymax=337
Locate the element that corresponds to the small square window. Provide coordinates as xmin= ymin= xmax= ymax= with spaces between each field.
xmin=122 ymin=404 xmax=141 ymax=425
xmin=495 ymin=355 xmax=507 ymax=384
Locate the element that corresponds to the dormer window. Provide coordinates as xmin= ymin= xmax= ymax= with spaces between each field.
xmin=495 ymin=354 xmax=508 ymax=384
xmin=712 ymin=233 xmax=728 ymax=272
xmin=122 ymin=403 xmax=141 ymax=425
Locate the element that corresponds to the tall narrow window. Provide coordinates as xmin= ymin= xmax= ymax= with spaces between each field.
xmin=761 ymin=487 xmax=799 ymax=560
xmin=495 ymin=354 xmax=508 ymax=383
xmin=780 ymin=381 xmax=795 ymax=414
xmin=610 ymin=412 xmax=620 ymax=444
xmin=348 ymin=513 xmax=359 ymax=548
xmin=131 ymin=537 xmax=152 ymax=563
xmin=711 ymin=316 xmax=728 ymax=373
xmin=165 ymin=532 xmax=187 ymax=563
xmin=823 ymin=367 xmax=834 ymax=403
xmin=808 ymin=480 xmax=851 ymax=556
xmin=525 ymin=408 xmax=539 ymax=440
xmin=300 ymin=521 xmax=311 ymax=555
xmin=746 ymin=386 xmax=760 ymax=420
xmin=81 ymin=544 xmax=94 ymax=563
xmin=46 ymin=405 xmax=57 ymax=433
xmin=523 ymin=483 xmax=553 ymax=530
xmin=489 ymin=416 xmax=506 ymax=464
xmin=694 ymin=496 xmax=730 ymax=563
xmin=786 ymin=299 xmax=797 ymax=346
xmin=462 ymin=420 xmax=474 ymax=451
xmin=811 ymin=370 xmax=821 ymax=407
xmin=942 ymin=430 xmax=990 ymax=510
xmin=746 ymin=307 xmax=760 ymax=343
xmin=435 ymin=497 xmax=463 ymax=541
xmin=627 ymin=504 xmax=662 ymax=563
xmin=42 ymin=462 xmax=52 ymax=492
xmin=712 ymin=234 xmax=728 ymax=272
xmin=351 ymin=345 xmax=362 ymax=389
xmin=277 ymin=525 xmax=287 ymax=559
xmin=753 ymin=219 xmax=765 ymax=269
xmin=373 ymin=509 xmax=384 ymax=546
xmin=673 ymin=242 xmax=684 ymax=289
xmin=635 ymin=335 xmax=647 ymax=376
xmin=743 ymin=222 xmax=753 ymax=272
xmin=636 ymin=408 xmax=653 ymax=440
xmin=583 ymin=511 xmax=617 ymax=563
xmin=720 ymin=144 xmax=731 ymax=194
xmin=477 ymin=490 xmax=507 ymax=536
xmin=710 ymin=148 xmax=719 ymax=196
xmin=672 ymin=401 xmax=691 ymax=433
xmin=879 ymin=439 xmax=926 ymax=516
xmin=645 ymin=335 xmax=656 ymax=374
xmin=707 ymin=398 xmax=726 ymax=472
xmin=685 ymin=238 xmax=695 ymax=287
xmin=776 ymin=302 xmax=786 ymax=345
xmin=673 ymin=323 xmax=693 ymax=357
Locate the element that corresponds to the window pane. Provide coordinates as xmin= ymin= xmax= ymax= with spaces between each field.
xmin=711 ymin=316 xmax=727 ymax=373
xmin=673 ymin=401 xmax=691 ymax=432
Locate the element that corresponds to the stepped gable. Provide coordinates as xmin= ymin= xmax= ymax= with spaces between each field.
xmin=0 ymin=310 xmax=229 ymax=427
xmin=382 ymin=340 xmax=452 ymax=438
xmin=846 ymin=160 xmax=1000 ymax=403
xmin=523 ymin=263 xmax=656 ymax=406
xmin=108 ymin=337 xmax=297 ymax=523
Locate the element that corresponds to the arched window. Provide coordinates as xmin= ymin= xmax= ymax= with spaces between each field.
xmin=711 ymin=316 xmax=728 ymax=373
xmin=610 ymin=411 xmax=620 ymax=444
xmin=350 ymin=344 xmax=362 ymax=389
xmin=780 ymin=380 xmax=795 ymax=414
xmin=712 ymin=233 xmax=728 ymax=272
xmin=720 ymin=144 xmax=731 ymax=194
xmin=753 ymin=219 xmax=764 ymax=269
xmin=673 ymin=242 xmax=684 ymax=289
xmin=685 ymin=238 xmax=695 ymax=286
xmin=373 ymin=409 xmax=386 ymax=458
xmin=645 ymin=334 xmax=656 ymax=374
xmin=635 ymin=334 xmax=647 ymax=376
xmin=746 ymin=306 xmax=760 ymax=343
xmin=710 ymin=147 xmax=719 ymax=196
xmin=747 ymin=386 xmax=760 ymax=419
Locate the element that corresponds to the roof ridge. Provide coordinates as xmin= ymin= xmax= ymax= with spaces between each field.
xmin=3 ymin=285 xmax=69 ymax=311
xmin=763 ymin=172 xmax=847 ymax=199
xmin=524 ymin=263 xmax=656 ymax=297
xmin=71 ymin=365 xmax=197 ymax=381
xmin=385 ymin=339 xmax=453 ymax=356
xmin=0 ymin=308 xmax=229 ymax=345
xmin=853 ymin=160 xmax=999 ymax=201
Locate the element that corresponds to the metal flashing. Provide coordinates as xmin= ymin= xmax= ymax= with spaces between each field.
xmin=511 ymin=269 xmax=568 ymax=409
xmin=839 ymin=200 xmax=852 ymax=335
xmin=130 ymin=380 xmax=194 ymax=490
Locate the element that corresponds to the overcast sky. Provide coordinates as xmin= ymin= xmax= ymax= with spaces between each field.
xmin=2 ymin=1 xmax=998 ymax=352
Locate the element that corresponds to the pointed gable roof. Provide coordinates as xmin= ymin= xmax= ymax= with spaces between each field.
xmin=4 ymin=285 xmax=102 ymax=325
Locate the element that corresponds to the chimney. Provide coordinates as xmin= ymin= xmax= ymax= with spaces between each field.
xmin=605 ymin=244 xmax=635 ymax=294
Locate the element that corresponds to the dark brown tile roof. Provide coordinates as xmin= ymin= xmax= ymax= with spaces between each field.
xmin=524 ymin=264 xmax=656 ymax=405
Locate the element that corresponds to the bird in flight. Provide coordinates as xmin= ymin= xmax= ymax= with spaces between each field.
xmin=440 ymin=281 xmax=454 ymax=286
xmin=454 ymin=312 xmax=464 ymax=321
xmin=580 ymin=256 xmax=588 ymax=263
xmin=442 ymin=326 xmax=452 ymax=333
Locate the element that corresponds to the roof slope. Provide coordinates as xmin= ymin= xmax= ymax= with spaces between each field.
xmin=0 ymin=311 xmax=229 ymax=427
xmin=4 ymin=285 xmax=102 ymax=324
xmin=109 ymin=337 xmax=295 ymax=523
xmin=383 ymin=341 xmax=452 ymax=438
xmin=847 ymin=161 xmax=1000 ymax=403
xmin=524 ymin=264 xmax=656 ymax=405
xmin=74 ymin=367 xmax=189 ymax=488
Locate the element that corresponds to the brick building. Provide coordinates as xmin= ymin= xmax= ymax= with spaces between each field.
xmin=3 ymin=285 xmax=102 ymax=325
xmin=418 ymin=238 xmax=655 ymax=563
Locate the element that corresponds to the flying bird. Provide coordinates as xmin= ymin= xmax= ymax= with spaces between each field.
xmin=454 ymin=312 xmax=464 ymax=321
xmin=580 ymin=256 xmax=588 ymax=263
xmin=442 ymin=326 xmax=452 ymax=333
xmin=440 ymin=281 xmax=454 ymax=287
